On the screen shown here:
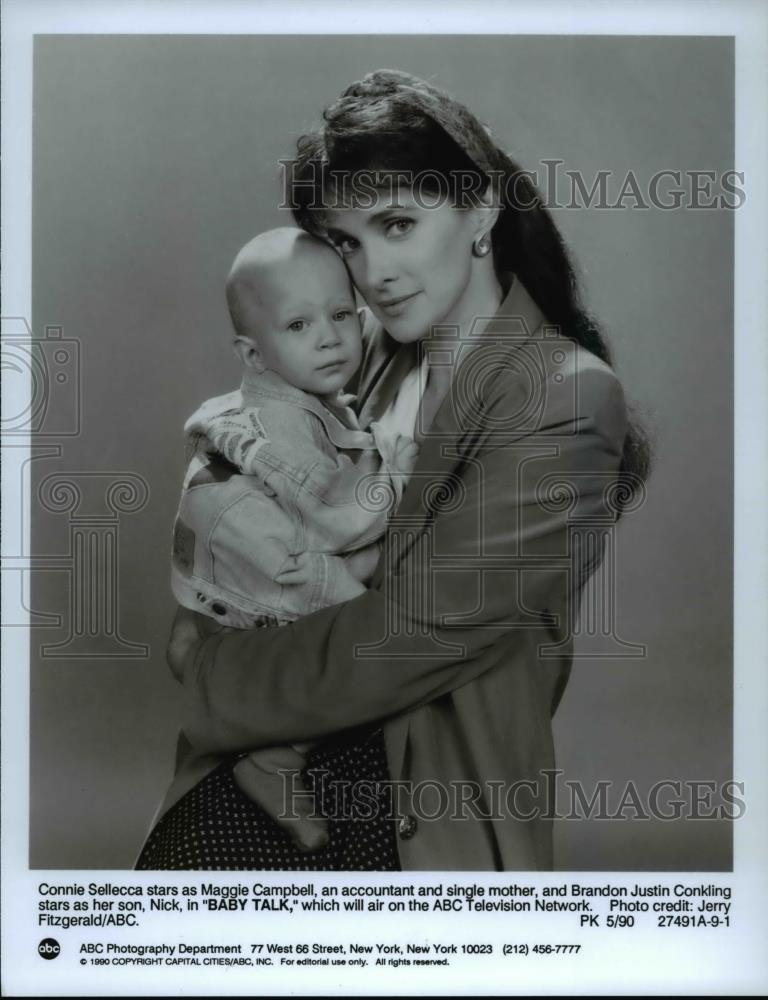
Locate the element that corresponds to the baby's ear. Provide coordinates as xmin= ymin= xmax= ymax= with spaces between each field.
xmin=233 ymin=335 xmax=265 ymax=372
xmin=357 ymin=307 xmax=366 ymax=328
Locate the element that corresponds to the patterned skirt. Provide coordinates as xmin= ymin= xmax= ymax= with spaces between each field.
xmin=134 ymin=727 xmax=400 ymax=871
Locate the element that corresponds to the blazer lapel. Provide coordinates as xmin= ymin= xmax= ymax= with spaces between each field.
xmin=384 ymin=276 xmax=547 ymax=535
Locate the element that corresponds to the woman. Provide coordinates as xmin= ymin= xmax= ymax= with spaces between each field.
xmin=137 ymin=69 xmax=650 ymax=872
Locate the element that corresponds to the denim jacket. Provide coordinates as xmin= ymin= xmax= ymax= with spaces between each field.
xmin=171 ymin=368 xmax=406 ymax=628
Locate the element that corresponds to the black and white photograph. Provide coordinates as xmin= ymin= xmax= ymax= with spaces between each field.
xmin=2 ymin=0 xmax=767 ymax=995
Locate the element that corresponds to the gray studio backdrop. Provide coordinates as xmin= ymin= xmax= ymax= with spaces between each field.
xmin=29 ymin=35 xmax=733 ymax=869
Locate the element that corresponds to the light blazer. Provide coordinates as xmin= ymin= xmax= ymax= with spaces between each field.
xmin=160 ymin=275 xmax=628 ymax=871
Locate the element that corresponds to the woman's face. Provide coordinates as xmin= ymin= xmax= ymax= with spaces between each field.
xmin=323 ymin=187 xmax=484 ymax=343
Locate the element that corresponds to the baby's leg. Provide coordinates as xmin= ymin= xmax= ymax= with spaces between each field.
xmin=232 ymin=744 xmax=328 ymax=853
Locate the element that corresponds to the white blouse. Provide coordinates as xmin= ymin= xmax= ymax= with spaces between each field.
xmin=367 ymin=351 xmax=429 ymax=462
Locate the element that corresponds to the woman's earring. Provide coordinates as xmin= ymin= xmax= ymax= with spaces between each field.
xmin=472 ymin=234 xmax=491 ymax=258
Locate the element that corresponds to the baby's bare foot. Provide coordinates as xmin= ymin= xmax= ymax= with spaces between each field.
xmin=233 ymin=750 xmax=328 ymax=853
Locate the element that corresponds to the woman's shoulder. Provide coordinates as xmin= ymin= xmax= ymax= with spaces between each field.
xmin=554 ymin=338 xmax=623 ymax=401
xmin=491 ymin=327 xmax=623 ymax=399
xmin=554 ymin=340 xmax=628 ymax=447
xmin=563 ymin=339 xmax=625 ymax=404
xmin=486 ymin=332 xmax=627 ymax=446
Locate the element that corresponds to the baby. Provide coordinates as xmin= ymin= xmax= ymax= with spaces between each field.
xmin=170 ymin=228 xmax=418 ymax=852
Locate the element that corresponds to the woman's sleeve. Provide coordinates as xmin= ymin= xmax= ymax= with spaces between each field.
xmin=180 ymin=365 xmax=628 ymax=754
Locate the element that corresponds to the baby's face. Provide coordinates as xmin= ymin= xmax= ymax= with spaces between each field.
xmin=242 ymin=247 xmax=362 ymax=396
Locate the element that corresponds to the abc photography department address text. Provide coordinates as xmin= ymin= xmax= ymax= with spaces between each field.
xmin=34 ymin=878 xmax=734 ymax=974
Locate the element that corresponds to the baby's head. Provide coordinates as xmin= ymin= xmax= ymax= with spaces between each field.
xmin=226 ymin=227 xmax=363 ymax=396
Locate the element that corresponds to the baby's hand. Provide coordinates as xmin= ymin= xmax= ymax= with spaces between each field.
xmin=344 ymin=542 xmax=381 ymax=585
xmin=391 ymin=434 xmax=420 ymax=474
xmin=274 ymin=551 xmax=315 ymax=586
xmin=166 ymin=605 xmax=233 ymax=684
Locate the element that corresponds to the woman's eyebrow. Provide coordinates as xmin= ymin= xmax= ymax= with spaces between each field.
xmin=369 ymin=207 xmax=411 ymax=223
xmin=326 ymin=207 xmax=411 ymax=240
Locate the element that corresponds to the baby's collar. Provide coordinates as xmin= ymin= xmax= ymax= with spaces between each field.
xmin=240 ymin=368 xmax=373 ymax=451
xmin=241 ymin=368 xmax=354 ymax=408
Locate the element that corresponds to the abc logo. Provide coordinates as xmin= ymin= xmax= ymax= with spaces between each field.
xmin=38 ymin=938 xmax=61 ymax=960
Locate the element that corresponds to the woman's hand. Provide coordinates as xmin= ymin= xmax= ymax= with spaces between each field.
xmin=167 ymin=605 xmax=231 ymax=683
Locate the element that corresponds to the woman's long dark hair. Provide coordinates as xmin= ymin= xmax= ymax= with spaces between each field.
xmin=288 ymin=72 xmax=652 ymax=511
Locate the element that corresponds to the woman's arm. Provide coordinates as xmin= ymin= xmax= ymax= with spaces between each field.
xmin=176 ymin=364 xmax=628 ymax=754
